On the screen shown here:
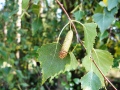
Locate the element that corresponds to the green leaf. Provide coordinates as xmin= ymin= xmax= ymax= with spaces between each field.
xmin=7 ymin=73 xmax=14 ymax=83
xmin=3 ymin=67 xmax=11 ymax=74
xmin=16 ymin=70 xmax=24 ymax=79
xmin=22 ymin=0 xmax=29 ymax=10
xmin=108 ymin=0 xmax=118 ymax=11
xmin=80 ymin=71 xmax=101 ymax=90
xmin=73 ymin=10 xmax=84 ymax=21
xmin=20 ymin=83 xmax=29 ymax=87
xmin=0 ymin=49 xmax=7 ymax=58
xmin=113 ymin=57 xmax=120 ymax=68
xmin=93 ymin=8 xmax=117 ymax=33
xmin=66 ymin=72 xmax=72 ymax=81
xmin=31 ymin=4 xmax=41 ymax=15
xmin=73 ymin=78 xmax=80 ymax=85
xmin=65 ymin=52 xmax=79 ymax=71
xmin=32 ymin=18 xmax=42 ymax=36
xmin=93 ymin=13 xmax=112 ymax=33
xmin=99 ymin=30 xmax=109 ymax=41
xmin=95 ymin=5 xmax=104 ymax=13
xmin=38 ymin=43 xmax=70 ymax=84
xmin=0 ymin=59 xmax=4 ymax=65
xmin=82 ymin=49 xmax=113 ymax=86
xmin=83 ymin=23 xmax=97 ymax=54
xmin=3 ymin=10 xmax=18 ymax=21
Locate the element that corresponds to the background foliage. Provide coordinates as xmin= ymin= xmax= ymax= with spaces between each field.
xmin=0 ymin=0 xmax=120 ymax=90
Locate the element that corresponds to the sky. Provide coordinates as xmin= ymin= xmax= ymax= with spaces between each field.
xmin=0 ymin=0 xmax=5 ymax=11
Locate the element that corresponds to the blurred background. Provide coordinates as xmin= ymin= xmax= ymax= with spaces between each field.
xmin=0 ymin=0 xmax=120 ymax=90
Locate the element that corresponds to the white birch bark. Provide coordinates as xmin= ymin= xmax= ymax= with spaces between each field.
xmin=3 ymin=22 xmax=8 ymax=41
xmin=16 ymin=0 xmax=22 ymax=59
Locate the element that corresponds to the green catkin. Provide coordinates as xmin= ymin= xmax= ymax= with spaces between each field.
xmin=59 ymin=30 xmax=73 ymax=59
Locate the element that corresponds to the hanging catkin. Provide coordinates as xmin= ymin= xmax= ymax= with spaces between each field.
xmin=59 ymin=30 xmax=73 ymax=59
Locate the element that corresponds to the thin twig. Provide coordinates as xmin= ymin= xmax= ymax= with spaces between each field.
xmin=56 ymin=0 xmax=117 ymax=90
xmin=108 ymin=27 xmax=112 ymax=41
xmin=56 ymin=0 xmax=83 ymax=45
xmin=90 ymin=57 xmax=117 ymax=90
xmin=45 ymin=84 xmax=51 ymax=90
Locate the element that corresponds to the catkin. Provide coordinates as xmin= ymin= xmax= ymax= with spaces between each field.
xmin=59 ymin=30 xmax=73 ymax=59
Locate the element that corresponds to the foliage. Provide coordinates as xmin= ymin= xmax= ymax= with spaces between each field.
xmin=80 ymin=71 xmax=101 ymax=90
xmin=83 ymin=49 xmax=113 ymax=86
xmin=38 ymin=43 xmax=78 ymax=84
xmin=0 ymin=0 xmax=120 ymax=90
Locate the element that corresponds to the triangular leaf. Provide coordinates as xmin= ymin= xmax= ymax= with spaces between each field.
xmin=93 ymin=13 xmax=113 ymax=33
xmin=83 ymin=23 xmax=97 ymax=54
xmin=82 ymin=49 xmax=113 ymax=86
xmin=65 ymin=52 xmax=79 ymax=71
xmin=93 ymin=8 xmax=117 ymax=33
xmin=80 ymin=71 xmax=101 ymax=90
xmin=73 ymin=10 xmax=84 ymax=21
xmin=108 ymin=0 xmax=118 ymax=11
xmin=38 ymin=43 xmax=70 ymax=84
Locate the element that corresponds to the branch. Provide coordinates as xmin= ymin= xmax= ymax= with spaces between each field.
xmin=90 ymin=57 xmax=117 ymax=90
xmin=56 ymin=0 xmax=83 ymax=45
xmin=56 ymin=0 xmax=117 ymax=90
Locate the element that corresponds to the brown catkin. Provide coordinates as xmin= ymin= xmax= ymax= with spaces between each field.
xmin=59 ymin=30 xmax=73 ymax=59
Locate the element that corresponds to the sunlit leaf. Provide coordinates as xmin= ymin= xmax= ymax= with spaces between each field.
xmin=83 ymin=23 xmax=97 ymax=54
xmin=38 ymin=43 xmax=70 ymax=84
xmin=80 ymin=71 xmax=101 ymax=90
xmin=65 ymin=52 xmax=79 ymax=71
xmin=82 ymin=49 xmax=113 ymax=86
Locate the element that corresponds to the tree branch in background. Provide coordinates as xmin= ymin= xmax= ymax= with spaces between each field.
xmin=56 ymin=0 xmax=117 ymax=90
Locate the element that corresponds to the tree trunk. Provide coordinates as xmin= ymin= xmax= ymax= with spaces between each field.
xmin=16 ymin=0 xmax=22 ymax=59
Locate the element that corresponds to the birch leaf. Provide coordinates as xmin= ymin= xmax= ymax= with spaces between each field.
xmin=108 ymin=0 xmax=118 ymax=11
xmin=80 ymin=71 xmax=101 ymax=90
xmin=83 ymin=23 xmax=97 ymax=54
xmin=82 ymin=49 xmax=113 ymax=86
xmin=65 ymin=52 xmax=79 ymax=71
xmin=38 ymin=43 xmax=70 ymax=84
